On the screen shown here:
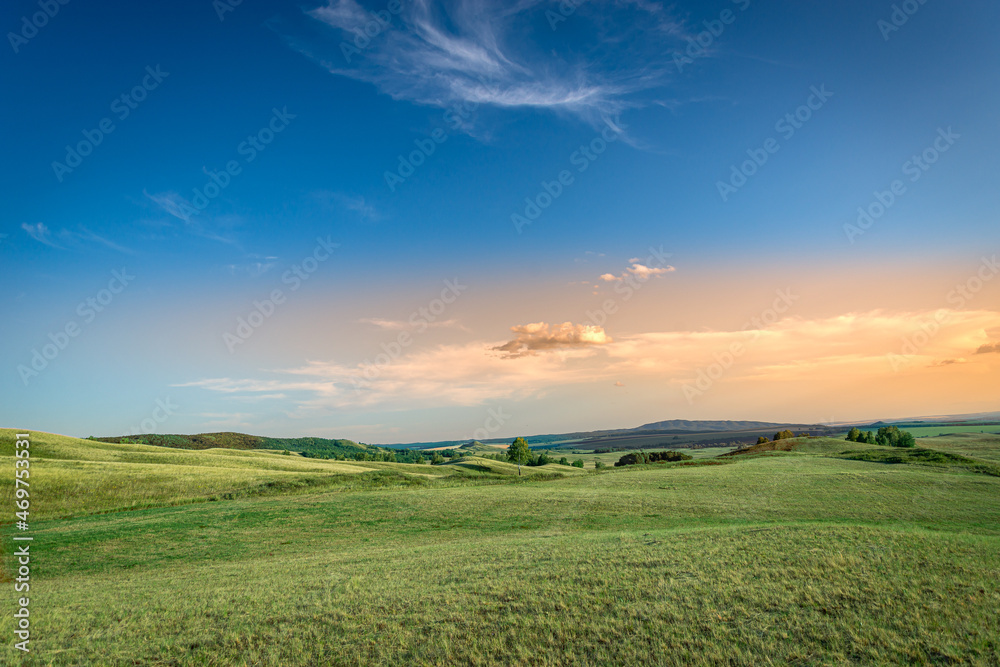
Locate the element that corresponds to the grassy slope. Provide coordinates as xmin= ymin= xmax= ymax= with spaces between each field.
xmin=0 ymin=431 xmax=588 ymax=519
xmin=917 ymin=433 xmax=1000 ymax=463
xmin=2 ymin=432 xmax=999 ymax=664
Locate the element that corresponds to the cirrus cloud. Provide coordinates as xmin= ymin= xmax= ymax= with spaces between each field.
xmin=276 ymin=0 xmax=690 ymax=127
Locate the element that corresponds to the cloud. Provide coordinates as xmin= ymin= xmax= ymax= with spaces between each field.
xmin=176 ymin=339 xmax=596 ymax=411
xmin=277 ymin=0 xmax=690 ymax=126
xmin=492 ymin=321 xmax=612 ymax=359
xmin=975 ymin=342 xmax=1000 ymax=355
xmin=144 ymin=190 xmax=194 ymax=223
xmin=177 ymin=308 xmax=1000 ymax=415
xmin=224 ymin=256 xmax=279 ymax=277
xmin=627 ymin=262 xmax=675 ymax=280
xmin=22 ymin=223 xmax=133 ymax=253
xmin=931 ymin=358 xmax=966 ymax=367
xmin=22 ymin=223 xmax=60 ymax=248
xmin=614 ymin=381 xmax=625 ymax=387
xmin=599 ymin=261 xmax=675 ymax=282
xmin=143 ymin=190 xmax=242 ymax=246
xmin=359 ymin=317 xmax=470 ymax=331
xmin=74 ymin=227 xmax=134 ymax=254
xmin=314 ymin=191 xmax=382 ymax=221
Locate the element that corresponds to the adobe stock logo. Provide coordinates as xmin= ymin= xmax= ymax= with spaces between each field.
xmin=844 ymin=127 xmax=959 ymax=244
xmin=672 ymin=0 xmax=752 ymax=73
xmin=877 ymin=0 xmax=931 ymax=41
xmin=511 ymin=119 xmax=625 ymax=233
xmin=716 ymin=85 xmax=833 ymax=202
xmin=682 ymin=288 xmax=798 ymax=403
xmin=223 ymin=237 xmax=338 ymax=353
xmin=52 ymin=66 xmax=170 ymax=182
xmin=7 ymin=0 xmax=71 ymax=54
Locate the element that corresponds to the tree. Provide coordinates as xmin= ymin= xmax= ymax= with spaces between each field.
xmin=773 ymin=429 xmax=795 ymax=441
xmin=571 ymin=459 xmax=584 ymax=468
xmin=756 ymin=436 xmax=769 ymax=445
xmin=558 ymin=457 xmax=569 ymax=466
xmin=507 ymin=437 xmax=532 ymax=475
xmin=870 ymin=425 xmax=915 ymax=447
xmin=431 ymin=453 xmax=445 ymax=465
xmin=846 ymin=427 xmax=861 ymax=442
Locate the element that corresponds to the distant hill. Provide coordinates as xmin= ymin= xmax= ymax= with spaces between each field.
xmin=382 ymin=419 xmax=832 ymax=450
xmin=631 ymin=419 xmax=801 ymax=432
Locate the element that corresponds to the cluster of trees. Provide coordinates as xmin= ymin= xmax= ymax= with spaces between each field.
xmin=475 ymin=438 xmax=590 ymax=470
xmin=304 ymin=449 xmax=429 ymax=463
xmin=847 ymin=426 xmax=915 ymax=448
xmin=417 ymin=438 xmax=610 ymax=471
xmin=614 ymin=451 xmax=693 ymax=467
xmin=756 ymin=430 xmax=810 ymax=445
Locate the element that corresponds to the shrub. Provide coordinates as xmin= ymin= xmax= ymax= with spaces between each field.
xmin=614 ymin=451 xmax=693 ymax=467
xmin=773 ymin=430 xmax=796 ymax=441
xmin=571 ymin=459 xmax=584 ymax=468
xmin=757 ymin=436 xmax=769 ymax=445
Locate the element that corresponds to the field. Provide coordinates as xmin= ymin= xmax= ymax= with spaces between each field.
xmin=889 ymin=425 xmax=1000 ymax=438
xmin=2 ymin=429 xmax=1000 ymax=665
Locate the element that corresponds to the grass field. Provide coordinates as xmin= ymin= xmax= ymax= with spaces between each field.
xmin=895 ymin=425 xmax=1000 ymax=438
xmin=2 ymin=430 xmax=999 ymax=665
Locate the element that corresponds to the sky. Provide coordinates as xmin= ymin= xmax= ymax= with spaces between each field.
xmin=2 ymin=0 xmax=999 ymax=443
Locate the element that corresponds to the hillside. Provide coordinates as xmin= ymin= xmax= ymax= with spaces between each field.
xmin=3 ymin=428 xmax=999 ymax=664
xmin=92 ymin=432 xmax=376 ymax=459
xmin=0 ymin=430 xmax=586 ymax=519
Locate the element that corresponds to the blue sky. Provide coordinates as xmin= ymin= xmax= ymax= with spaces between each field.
xmin=2 ymin=0 xmax=999 ymax=442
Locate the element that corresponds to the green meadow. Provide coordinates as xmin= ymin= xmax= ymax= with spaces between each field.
xmin=894 ymin=425 xmax=1000 ymax=439
xmin=2 ymin=429 xmax=999 ymax=665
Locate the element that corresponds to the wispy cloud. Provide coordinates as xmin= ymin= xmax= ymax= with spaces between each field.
xmin=975 ymin=342 xmax=1000 ymax=354
xmin=224 ymin=255 xmax=279 ymax=277
xmin=142 ymin=190 xmax=242 ymax=247
xmin=277 ymin=0 xmax=689 ymax=127
xmin=22 ymin=222 xmax=133 ymax=253
xmin=75 ymin=227 xmax=134 ymax=254
xmin=314 ymin=190 xmax=383 ymax=222
xmin=22 ymin=223 xmax=60 ymax=248
xmin=143 ymin=190 xmax=193 ymax=223
xmin=931 ymin=358 xmax=966 ymax=367
xmin=359 ymin=317 xmax=469 ymax=331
